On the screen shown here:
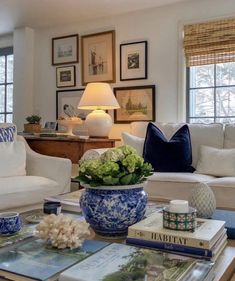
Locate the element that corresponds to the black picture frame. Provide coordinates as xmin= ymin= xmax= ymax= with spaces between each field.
xmin=52 ymin=34 xmax=79 ymax=65
xmin=56 ymin=88 xmax=92 ymax=121
xmin=56 ymin=65 xmax=76 ymax=88
xmin=120 ymin=41 xmax=148 ymax=81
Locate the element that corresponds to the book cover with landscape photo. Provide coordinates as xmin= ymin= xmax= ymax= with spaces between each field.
xmin=0 ymin=239 xmax=109 ymax=281
xmin=59 ymin=243 xmax=214 ymax=281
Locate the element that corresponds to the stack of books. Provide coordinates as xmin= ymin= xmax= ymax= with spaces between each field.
xmin=127 ymin=212 xmax=227 ymax=261
xmin=45 ymin=190 xmax=82 ymax=213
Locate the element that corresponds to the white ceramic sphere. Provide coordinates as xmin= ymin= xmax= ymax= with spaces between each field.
xmin=189 ymin=182 xmax=216 ymax=218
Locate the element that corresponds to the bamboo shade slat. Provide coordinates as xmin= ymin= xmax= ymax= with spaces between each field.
xmin=184 ymin=18 xmax=235 ymax=66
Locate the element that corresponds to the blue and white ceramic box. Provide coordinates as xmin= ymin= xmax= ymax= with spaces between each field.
xmin=0 ymin=212 xmax=22 ymax=235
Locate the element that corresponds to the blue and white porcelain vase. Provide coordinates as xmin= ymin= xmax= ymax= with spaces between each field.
xmin=79 ymin=183 xmax=148 ymax=237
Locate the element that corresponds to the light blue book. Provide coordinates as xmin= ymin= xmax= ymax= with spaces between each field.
xmin=59 ymin=243 xmax=214 ymax=281
xmin=0 ymin=239 xmax=109 ymax=281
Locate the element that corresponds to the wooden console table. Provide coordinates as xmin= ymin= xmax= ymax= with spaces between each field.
xmin=24 ymin=136 xmax=119 ymax=163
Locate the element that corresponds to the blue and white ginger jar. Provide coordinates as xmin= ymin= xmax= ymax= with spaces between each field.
xmin=79 ymin=183 xmax=148 ymax=237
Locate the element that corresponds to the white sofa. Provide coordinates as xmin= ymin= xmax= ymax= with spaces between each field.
xmin=124 ymin=122 xmax=235 ymax=210
xmin=0 ymin=124 xmax=72 ymax=212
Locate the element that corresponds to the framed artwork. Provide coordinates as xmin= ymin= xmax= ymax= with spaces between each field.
xmin=120 ymin=41 xmax=148 ymax=81
xmin=56 ymin=65 xmax=76 ymax=88
xmin=114 ymin=85 xmax=155 ymax=124
xmin=52 ymin=34 xmax=78 ymax=65
xmin=81 ymin=30 xmax=115 ymax=85
xmin=56 ymin=88 xmax=91 ymax=120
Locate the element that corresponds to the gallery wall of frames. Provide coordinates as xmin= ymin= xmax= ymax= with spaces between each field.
xmin=52 ymin=30 xmax=155 ymax=124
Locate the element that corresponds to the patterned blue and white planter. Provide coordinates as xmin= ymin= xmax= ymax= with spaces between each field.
xmin=0 ymin=212 xmax=22 ymax=235
xmin=79 ymin=184 xmax=148 ymax=237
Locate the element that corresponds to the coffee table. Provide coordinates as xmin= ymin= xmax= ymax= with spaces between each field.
xmin=0 ymin=205 xmax=235 ymax=281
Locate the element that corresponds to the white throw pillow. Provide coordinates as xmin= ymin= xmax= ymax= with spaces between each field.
xmin=122 ymin=132 xmax=145 ymax=156
xmin=196 ymin=145 xmax=235 ymax=177
xmin=0 ymin=141 xmax=26 ymax=177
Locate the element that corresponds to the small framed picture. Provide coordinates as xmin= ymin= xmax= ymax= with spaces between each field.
xmin=56 ymin=65 xmax=76 ymax=88
xmin=120 ymin=41 xmax=148 ymax=81
xmin=52 ymin=34 xmax=78 ymax=65
xmin=56 ymin=88 xmax=91 ymax=121
xmin=114 ymin=85 xmax=155 ymax=124
xmin=81 ymin=30 xmax=115 ymax=85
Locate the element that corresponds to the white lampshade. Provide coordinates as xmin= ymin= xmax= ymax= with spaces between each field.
xmin=78 ymin=82 xmax=120 ymax=110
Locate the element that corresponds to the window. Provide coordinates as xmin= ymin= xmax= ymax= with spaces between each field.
xmin=0 ymin=47 xmax=13 ymax=123
xmin=183 ymin=18 xmax=235 ymax=124
xmin=187 ymin=62 xmax=235 ymax=123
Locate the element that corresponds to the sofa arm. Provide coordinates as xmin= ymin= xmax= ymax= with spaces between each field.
xmin=18 ymin=136 xmax=72 ymax=193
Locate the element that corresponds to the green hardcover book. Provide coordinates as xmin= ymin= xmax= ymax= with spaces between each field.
xmin=59 ymin=243 xmax=214 ymax=281
xmin=0 ymin=239 xmax=109 ymax=281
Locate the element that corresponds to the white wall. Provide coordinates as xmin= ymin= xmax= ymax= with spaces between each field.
xmin=0 ymin=33 xmax=13 ymax=48
xmin=13 ymin=0 xmax=235 ymax=136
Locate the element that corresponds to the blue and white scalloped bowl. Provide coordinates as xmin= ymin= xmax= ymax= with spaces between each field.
xmin=79 ymin=184 xmax=147 ymax=238
xmin=0 ymin=212 xmax=22 ymax=235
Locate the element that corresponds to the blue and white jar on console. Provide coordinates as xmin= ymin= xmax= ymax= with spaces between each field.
xmin=80 ymin=183 xmax=148 ymax=237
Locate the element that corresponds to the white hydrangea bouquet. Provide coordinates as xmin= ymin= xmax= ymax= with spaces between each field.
xmin=78 ymin=145 xmax=153 ymax=187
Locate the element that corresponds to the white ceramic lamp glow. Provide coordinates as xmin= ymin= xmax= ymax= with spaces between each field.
xmin=77 ymin=83 xmax=120 ymax=138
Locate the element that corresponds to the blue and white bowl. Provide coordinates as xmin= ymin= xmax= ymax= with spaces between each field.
xmin=80 ymin=184 xmax=147 ymax=238
xmin=0 ymin=212 xmax=22 ymax=235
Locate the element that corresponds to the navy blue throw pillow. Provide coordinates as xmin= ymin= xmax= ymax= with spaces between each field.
xmin=143 ymin=123 xmax=195 ymax=172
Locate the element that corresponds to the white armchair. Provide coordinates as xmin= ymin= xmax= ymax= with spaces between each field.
xmin=0 ymin=132 xmax=72 ymax=212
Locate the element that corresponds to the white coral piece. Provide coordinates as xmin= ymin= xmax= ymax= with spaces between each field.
xmin=35 ymin=214 xmax=90 ymax=249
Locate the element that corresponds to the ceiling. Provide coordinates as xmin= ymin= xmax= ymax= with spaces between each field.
xmin=0 ymin=0 xmax=192 ymax=35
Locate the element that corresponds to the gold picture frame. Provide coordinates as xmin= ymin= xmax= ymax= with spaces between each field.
xmin=81 ymin=30 xmax=116 ymax=85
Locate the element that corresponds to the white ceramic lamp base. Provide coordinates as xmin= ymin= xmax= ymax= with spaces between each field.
xmin=85 ymin=110 xmax=112 ymax=138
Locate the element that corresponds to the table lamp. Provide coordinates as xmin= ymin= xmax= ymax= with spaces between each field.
xmin=78 ymin=82 xmax=120 ymax=138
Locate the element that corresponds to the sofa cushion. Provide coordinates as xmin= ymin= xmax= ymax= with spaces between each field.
xmin=224 ymin=124 xmax=235 ymax=148
xmin=0 ymin=176 xmax=59 ymax=211
xmin=122 ymin=132 xmax=145 ymax=156
xmin=0 ymin=126 xmax=16 ymax=142
xmin=207 ymin=178 xmax=235 ymax=209
xmin=131 ymin=122 xmax=224 ymax=167
xmin=0 ymin=141 xmax=26 ymax=177
xmin=143 ymin=123 xmax=194 ymax=172
xmin=196 ymin=145 xmax=235 ymax=177
xmin=145 ymin=172 xmax=215 ymax=202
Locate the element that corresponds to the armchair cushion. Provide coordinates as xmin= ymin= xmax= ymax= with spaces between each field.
xmin=0 ymin=141 xmax=26 ymax=177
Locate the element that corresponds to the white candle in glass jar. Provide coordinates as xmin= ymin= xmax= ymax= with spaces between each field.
xmin=169 ymin=200 xmax=189 ymax=213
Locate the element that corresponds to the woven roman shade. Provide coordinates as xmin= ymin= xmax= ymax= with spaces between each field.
xmin=184 ymin=18 xmax=235 ymax=66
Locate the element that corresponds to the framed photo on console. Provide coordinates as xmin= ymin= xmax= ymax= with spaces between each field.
xmin=52 ymin=34 xmax=78 ymax=65
xmin=120 ymin=41 xmax=148 ymax=81
xmin=114 ymin=85 xmax=155 ymax=124
xmin=81 ymin=30 xmax=116 ymax=85
xmin=56 ymin=65 xmax=76 ymax=88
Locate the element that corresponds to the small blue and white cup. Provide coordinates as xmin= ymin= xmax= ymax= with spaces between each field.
xmin=0 ymin=212 xmax=22 ymax=235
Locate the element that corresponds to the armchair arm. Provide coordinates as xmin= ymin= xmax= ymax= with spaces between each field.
xmin=18 ymin=136 xmax=72 ymax=193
